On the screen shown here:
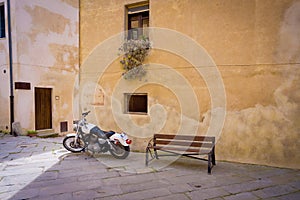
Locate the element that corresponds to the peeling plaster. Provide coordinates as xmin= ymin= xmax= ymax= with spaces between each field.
xmin=25 ymin=5 xmax=71 ymax=42
xmin=218 ymin=67 xmax=300 ymax=168
xmin=9 ymin=0 xmax=79 ymax=133
xmin=78 ymin=0 xmax=300 ymax=169
xmin=49 ymin=43 xmax=79 ymax=73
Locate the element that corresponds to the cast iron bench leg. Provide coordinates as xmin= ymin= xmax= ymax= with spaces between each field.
xmin=145 ymin=147 xmax=149 ymax=166
xmin=154 ymin=149 xmax=159 ymax=159
xmin=212 ymin=153 xmax=216 ymax=165
xmin=208 ymin=153 xmax=212 ymax=174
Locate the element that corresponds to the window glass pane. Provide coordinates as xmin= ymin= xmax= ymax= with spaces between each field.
xmin=132 ymin=29 xmax=138 ymax=40
xmin=143 ymin=18 xmax=149 ymax=27
xmin=131 ymin=20 xmax=139 ymax=28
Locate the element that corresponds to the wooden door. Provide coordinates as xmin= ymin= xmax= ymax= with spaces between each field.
xmin=35 ymin=88 xmax=52 ymax=130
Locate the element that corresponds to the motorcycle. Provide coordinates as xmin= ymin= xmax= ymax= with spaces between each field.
xmin=63 ymin=111 xmax=132 ymax=159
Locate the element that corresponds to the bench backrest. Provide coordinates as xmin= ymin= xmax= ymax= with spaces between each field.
xmin=153 ymin=134 xmax=215 ymax=153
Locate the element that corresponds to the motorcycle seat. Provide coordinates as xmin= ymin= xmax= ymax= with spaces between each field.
xmin=103 ymin=130 xmax=115 ymax=138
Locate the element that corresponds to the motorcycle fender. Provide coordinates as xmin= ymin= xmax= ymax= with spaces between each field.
xmin=109 ymin=133 xmax=129 ymax=146
xmin=66 ymin=133 xmax=77 ymax=137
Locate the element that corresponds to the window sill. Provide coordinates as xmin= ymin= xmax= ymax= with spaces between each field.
xmin=125 ymin=112 xmax=148 ymax=115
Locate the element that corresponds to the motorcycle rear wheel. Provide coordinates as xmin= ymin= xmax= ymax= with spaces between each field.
xmin=109 ymin=143 xmax=130 ymax=159
xmin=63 ymin=136 xmax=85 ymax=153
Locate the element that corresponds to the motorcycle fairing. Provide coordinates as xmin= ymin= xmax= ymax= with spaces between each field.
xmin=109 ymin=132 xmax=129 ymax=146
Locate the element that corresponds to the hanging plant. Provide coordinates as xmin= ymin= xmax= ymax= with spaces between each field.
xmin=119 ymin=37 xmax=151 ymax=80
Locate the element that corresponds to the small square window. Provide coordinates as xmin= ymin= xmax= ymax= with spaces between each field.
xmin=125 ymin=93 xmax=148 ymax=114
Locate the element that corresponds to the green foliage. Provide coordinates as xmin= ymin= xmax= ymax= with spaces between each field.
xmin=27 ymin=130 xmax=37 ymax=134
xmin=0 ymin=130 xmax=10 ymax=134
xmin=119 ymin=37 xmax=151 ymax=80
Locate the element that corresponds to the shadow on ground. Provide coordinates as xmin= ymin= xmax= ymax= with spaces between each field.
xmin=1 ymin=135 xmax=299 ymax=200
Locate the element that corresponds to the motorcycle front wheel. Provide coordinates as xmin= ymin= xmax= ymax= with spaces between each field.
xmin=63 ymin=136 xmax=85 ymax=153
xmin=109 ymin=143 xmax=130 ymax=159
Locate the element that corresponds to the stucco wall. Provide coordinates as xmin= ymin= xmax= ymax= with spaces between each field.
xmin=15 ymin=0 xmax=79 ymax=133
xmin=0 ymin=0 xmax=79 ymax=133
xmin=216 ymin=0 xmax=300 ymax=168
xmin=0 ymin=0 xmax=10 ymax=132
xmin=80 ymin=0 xmax=300 ymax=169
xmin=0 ymin=38 xmax=10 ymax=132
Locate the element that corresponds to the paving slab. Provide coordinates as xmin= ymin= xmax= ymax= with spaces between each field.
xmin=0 ymin=134 xmax=299 ymax=200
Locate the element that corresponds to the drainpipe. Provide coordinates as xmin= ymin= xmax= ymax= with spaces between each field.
xmin=7 ymin=0 xmax=15 ymax=136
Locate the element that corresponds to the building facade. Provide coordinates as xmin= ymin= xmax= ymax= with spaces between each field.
xmin=0 ymin=0 xmax=299 ymax=169
xmin=0 ymin=0 xmax=79 ymax=134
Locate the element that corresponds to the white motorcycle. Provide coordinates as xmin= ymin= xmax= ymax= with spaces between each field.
xmin=63 ymin=111 xmax=131 ymax=159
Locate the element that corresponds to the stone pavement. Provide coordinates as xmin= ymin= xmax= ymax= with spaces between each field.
xmin=0 ymin=133 xmax=299 ymax=200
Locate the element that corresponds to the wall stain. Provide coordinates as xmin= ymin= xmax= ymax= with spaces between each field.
xmin=218 ymin=67 xmax=300 ymax=169
xmin=25 ymin=5 xmax=71 ymax=42
xmin=48 ymin=43 xmax=79 ymax=73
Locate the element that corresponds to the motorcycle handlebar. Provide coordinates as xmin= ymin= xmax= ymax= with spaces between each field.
xmin=82 ymin=111 xmax=90 ymax=117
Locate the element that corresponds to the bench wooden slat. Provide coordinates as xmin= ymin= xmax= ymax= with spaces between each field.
xmin=155 ymin=140 xmax=214 ymax=148
xmin=154 ymin=134 xmax=215 ymax=142
xmin=153 ymin=146 xmax=211 ymax=154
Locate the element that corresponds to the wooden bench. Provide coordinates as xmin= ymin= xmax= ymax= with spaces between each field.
xmin=145 ymin=134 xmax=216 ymax=174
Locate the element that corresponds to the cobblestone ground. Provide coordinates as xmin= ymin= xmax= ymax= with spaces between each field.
xmin=0 ymin=133 xmax=299 ymax=200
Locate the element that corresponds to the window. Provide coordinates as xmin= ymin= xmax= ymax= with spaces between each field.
xmin=125 ymin=93 xmax=148 ymax=114
xmin=127 ymin=2 xmax=149 ymax=40
xmin=0 ymin=3 xmax=5 ymax=38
